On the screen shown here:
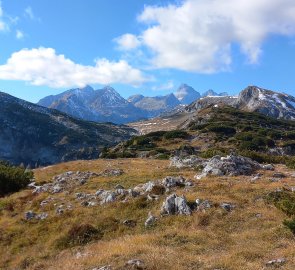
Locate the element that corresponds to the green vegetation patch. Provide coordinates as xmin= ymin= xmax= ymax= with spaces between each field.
xmin=0 ymin=161 xmax=33 ymax=196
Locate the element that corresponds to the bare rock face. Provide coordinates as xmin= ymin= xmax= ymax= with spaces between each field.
xmin=161 ymin=194 xmax=192 ymax=216
xmin=195 ymin=154 xmax=262 ymax=179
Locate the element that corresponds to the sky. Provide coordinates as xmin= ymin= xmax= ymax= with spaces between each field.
xmin=0 ymin=0 xmax=295 ymax=103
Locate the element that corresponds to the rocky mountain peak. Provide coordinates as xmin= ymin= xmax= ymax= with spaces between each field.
xmin=174 ymin=84 xmax=201 ymax=104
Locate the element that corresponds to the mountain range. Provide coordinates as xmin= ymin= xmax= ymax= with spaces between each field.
xmin=38 ymin=84 xmax=227 ymax=124
xmin=129 ymin=86 xmax=295 ymax=134
xmin=0 ymin=91 xmax=135 ymax=167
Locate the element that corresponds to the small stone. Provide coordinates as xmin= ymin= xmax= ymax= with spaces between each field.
xmin=272 ymin=173 xmax=286 ymax=178
xmin=115 ymin=184 xmax=125 ymax=190
xmin=220 ymin=203 xmax=235 ymax=212
xmin=145 ymin=212 xmax=157 ymax=227
xmin=266 ymin=258 xmax=286 ymax=267
xmin=123 ymin=219 xmax=137 ymax=227
xmin=92 ymin=266 xmax=112 ymax=270
xmin=126 ymin=259 xmax=145 ymax=269
xmin=24 ymin=211 xmax=36 ymax=220
xmin=35 ymin=212 xmax=48 ymax=220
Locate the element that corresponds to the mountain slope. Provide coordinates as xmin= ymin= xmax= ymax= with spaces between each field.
xmin=38 ymin=86 xmax=146 ymax=124
xmin=0 ymin=91 xmax=135 ymax=167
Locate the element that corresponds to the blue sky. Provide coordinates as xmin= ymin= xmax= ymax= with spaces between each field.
xmin=0 ymin=0 xmax=295 ymax=103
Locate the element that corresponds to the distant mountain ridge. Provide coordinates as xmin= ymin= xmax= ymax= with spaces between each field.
xmin=38 ymin=84 xmax=228 ymax=124
xmin=129 ymin=86 xmax=295 ymax=134
xmin=0 ymin=91 xmax=135 ymax=167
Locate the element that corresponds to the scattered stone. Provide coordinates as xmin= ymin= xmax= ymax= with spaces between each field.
xmin=195 ymin=199 xmax=212 ymax=211
xmin=145 ymin=212 xmax=157 ymax=227
xmin=24 ymin=211 xmax=36 ymax=220
xmin=126 ymin=259 xmax=145 ymax=269
xmin=99 ymin=191 xmax=117 ymax=204
xmin=162 ymin=176 xmax=186 ymax=188
xmin=266 ymin=258 xmax=286 ymax=267
xmin=170 ymin=155 xmax=205 ymax=168
xmin=161 ymin=194 xmax=192 ymax=216
xmin=115 ymin=184 xmax=125 ymax=189
xmin=92 ymin=266 xmax=112 ymax=270
xmin=35 ymin=212 xmax=48 ymax=220
xmin=123 ymin=219 xmax=137 ymax=227
xmin=220 ymin=203 xmax=235 ymax=212
xmin=32 ymin=171 xmax=98 ymax=194
xmin=272 ymin=173 xmax=286 ymax=178
xmin=195 ymin=154 xmax=262 ymax=179
xmin=100 ymin=169 xmax=124 ymax=177
xmin=262 ymin=164 xmax=275 ymax=171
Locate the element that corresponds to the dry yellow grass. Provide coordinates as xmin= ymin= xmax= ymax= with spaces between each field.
xmin=0 ymin=158 xmax=295 ymax=270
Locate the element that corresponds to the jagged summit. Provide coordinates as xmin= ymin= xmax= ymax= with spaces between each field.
xmin=174 ymin=83 xmax=201 ymax=104
xmin=188 ymin=85 xmax=295 ymax=120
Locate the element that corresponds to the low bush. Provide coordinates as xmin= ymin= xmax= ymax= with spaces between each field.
xmin=0 ymin=161 xmax=33 ymax=196
xmin=56 ymin=224 xmax=102 ymax=249
xmin=163 ymin=130 xmax=189 ymax=140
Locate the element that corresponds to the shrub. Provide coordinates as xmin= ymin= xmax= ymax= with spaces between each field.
xmin=56 ymin=224 xmax=102 ymax=249
xmin=206 ymin=124 xmax=236 ymax=136
xmin=283 ymin=219 xmax=295 ymax=234
xmin=163 ymin=130 xmax=189 ymax=140
xmin=0 ymin=161 xmax=33 ymax=196
xmin=200 ymin=148 xmax=229 ymax=158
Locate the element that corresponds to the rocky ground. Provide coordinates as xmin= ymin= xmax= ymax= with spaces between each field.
xmin=0 ymin=157 xmax=295 ymax=269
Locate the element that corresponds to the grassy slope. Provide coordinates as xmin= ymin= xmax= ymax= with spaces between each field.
xmin=0 ymin=158 xmax=295 ymax=269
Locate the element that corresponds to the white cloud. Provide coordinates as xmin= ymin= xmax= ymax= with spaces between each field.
xmin=152 ymin=80 xmax=174 ymax=91
xmin=24 ymin=6 xmax=40 ymax=21
xmin=24 ymin=6 xmax=34 ymax=20
xmin=115 ymin=33 xmax=141 ymax=50
xmin=0 ymin=47 xmax=149 ymax=88
xmin=16 ymin=29 xmax=24 ymax=39
xmin=131 ymin=0 xmax=295 ymax=73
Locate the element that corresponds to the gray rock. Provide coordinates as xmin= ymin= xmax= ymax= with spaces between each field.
xmin=195 ymin=154 xmax=262 ymax=179
xmin=24 ymin=211 xmax=36 ymax=220
xmin=195 ymin=199 xmax=212 ymax=211
xmin=161 ymin=194 xmax=192 ymax=216
xmin=272 ymin=172 xmax=286 ymax=178
xmin=35 ymin=212 xmax=48 ymax=220
xmin=220 ymin=203 xmax=235 ymax=212
xmin=100 ymin=169 xmax=124 ymax=177
xmin=123 ymin=219 xmax=137 ymax=227
xmin=92 ymin=266 xmax=112 ymax=270
xmin=170 ymin=155 xmax=205 ymax=168
xmin=262 ymin=164 xmax=275 ymax=171
xmin=266 ymin=258 xmax=286 ymax=267
xmin=126 ymin=259 xmax=145 ymax=269
xmin=115 ymin=184 xmax=125 ymax=189
xmin=99 ymin=191 xmax=117 ymax=204
xmin=145 ymin=212 xmax=157 ymax=227
xmin=162 ymin=176 xmax=186 ymax=188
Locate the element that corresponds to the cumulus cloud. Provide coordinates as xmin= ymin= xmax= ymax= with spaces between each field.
xmin=131 ymin=0 xmax=295 ymax=73
xmin=16 ymin=29 xmax=24 ymax=39
xmin=115 ymin=33 xmax=141 ymax=50
xmin=0 ymin=47 xmax=148 ymax=88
